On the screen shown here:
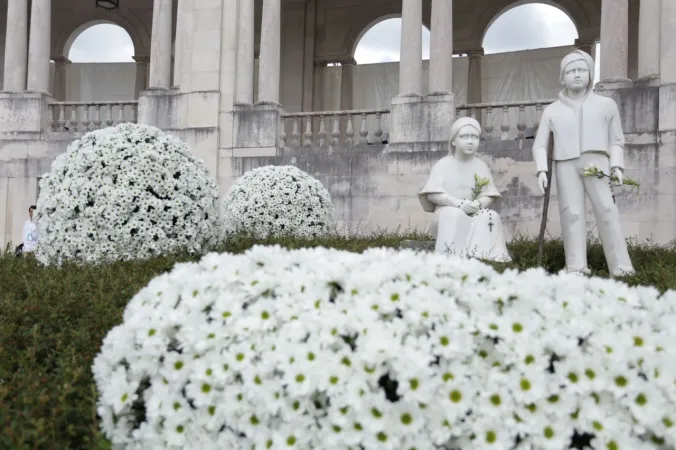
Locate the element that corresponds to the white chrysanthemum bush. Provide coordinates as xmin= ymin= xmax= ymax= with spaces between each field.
xmin=35 ymin=123 xmax=220 ymax=264
xmin=220 ymin=165 xmax=335 ymax=238
xmin=93 ymin=246 xmax=676 ymax=450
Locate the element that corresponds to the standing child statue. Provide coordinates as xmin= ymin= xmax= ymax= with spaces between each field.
xmin=419 ymin=117 xmax=512 ymax=262
xmin=533 ymin=50 xmax=634 ymax=276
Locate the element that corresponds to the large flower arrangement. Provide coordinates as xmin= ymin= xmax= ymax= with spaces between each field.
xmin=93 ymin=246 xmax=676 ymax=450
xmin=220 ymin=165 xmax=335 ymax=238
xmin=35 ymin=123 xmax=220 ymax=264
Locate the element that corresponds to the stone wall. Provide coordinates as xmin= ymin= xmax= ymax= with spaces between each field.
xmin=226 ymin=137 xmax=675 ymax=244
xmin=1 ymin=81 xmax=674 ymax=250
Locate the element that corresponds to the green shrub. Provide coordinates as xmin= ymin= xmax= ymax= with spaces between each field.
xmin=1 ymin=232 xmax=675 ymax=449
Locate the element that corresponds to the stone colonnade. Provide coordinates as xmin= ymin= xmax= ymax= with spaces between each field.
xmin=389 ymin=0 xmax=676 ymax=100
xmin=2 ymin=0 xmax=674 ymax=102
xmin=1 ymin=0 xmax=150 ymax=97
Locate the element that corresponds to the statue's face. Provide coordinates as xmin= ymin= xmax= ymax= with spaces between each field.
xmin=563 ymin=60 xmax=590 ymax=91
xmin=452 ymin=125 xmax=480 ymax=156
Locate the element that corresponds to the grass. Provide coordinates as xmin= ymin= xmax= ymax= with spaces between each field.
xmin=1 ymin=232 xmax=676 ymax=449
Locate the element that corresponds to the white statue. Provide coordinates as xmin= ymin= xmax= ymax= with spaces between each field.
xmin=533 ymin=50 xmax=634 ymax=277
xmin=419 ymin=117 xmax=512 ymax=262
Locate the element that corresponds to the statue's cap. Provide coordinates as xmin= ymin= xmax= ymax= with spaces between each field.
xmin=560 ymin=50 xmax=594 ymax=84
xmin=449 ymin=117 xmax=481 ymax=143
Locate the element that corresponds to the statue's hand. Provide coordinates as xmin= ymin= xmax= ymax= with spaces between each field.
xmin=460 ymin=200 xmax=480 ymax=216
xmin=537 ymin=172 xmax=548 ymax=195
xmin=612 ymin=168 xmax=623 ymax=186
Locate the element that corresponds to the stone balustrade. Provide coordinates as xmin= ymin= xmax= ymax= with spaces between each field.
xmin=456 ymin=99 xmax=556 ymax=140
xmin=48 ymin=101 xmax=139 ymax=133
xmin=281 ymin=109 xmax=390 ymax=150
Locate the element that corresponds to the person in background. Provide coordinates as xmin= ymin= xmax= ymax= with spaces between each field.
xmin=21 ymin=205 xmax=39 ymax=255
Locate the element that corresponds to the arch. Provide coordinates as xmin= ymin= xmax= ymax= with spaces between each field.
xmin=55 ymin=10 xmax=147 ymax=60
xmin=351 ymin=15 xmax=431 ymax=64
xmin=63 ymin=22 xmax=138 ymax=62
xmin=473 ymin=0 xmax=583 ymax=49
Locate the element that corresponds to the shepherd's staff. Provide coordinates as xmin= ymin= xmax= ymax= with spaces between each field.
xmin=536 ymin=133 xmax=554 ymax=267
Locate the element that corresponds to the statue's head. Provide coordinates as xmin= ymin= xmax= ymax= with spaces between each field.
xmin=560 ymin=50 xmax=594 ymax=94
xmin=449 ymin=117 xmax=481 ymax=156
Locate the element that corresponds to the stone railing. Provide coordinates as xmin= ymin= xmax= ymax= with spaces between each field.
xmin=456 ymin=99 xmax=556 ymax=140
xmin=281 ymin=109 xmax=390 ymax=150
xmin=48 ymin=101 xmax=139 ymax=132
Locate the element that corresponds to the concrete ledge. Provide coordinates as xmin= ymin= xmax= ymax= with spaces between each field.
xmin=233 ymin=147 xmax=277 ymax=157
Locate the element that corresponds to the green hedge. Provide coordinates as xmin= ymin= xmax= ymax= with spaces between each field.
xmin=1 ymin=234 xmax=675 ymax=449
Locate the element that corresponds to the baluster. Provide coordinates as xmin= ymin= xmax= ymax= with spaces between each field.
xmin=330 ymin=114 xmax=340 ymax=148
xmin=93 ymin=105 xmax=102 ymax=129
xmin=318 ymin=115 xmax=328 ymax=148
xmin=533 ymin=103 xmax=543 ymax=134
xmin=469 ymin=107 xmax=477 ymax=120
xmin=48 ymin=106 xmax=55 ymax=131
xmin=303 ymin=117 xmax=313 ymax=147
xmin=345 ymin=114 xmax=355 ymax=147
xmin=500 ymin=106 xmax=510 ymax=140
xmin=291 ymin=118 xmax=300 ymax=148
xmin=57 ymin=105 xmax=66 ymax=131
xmin=116 ymin=103 xmax=125 ymax=124
xmin=484 ymin=107 xmax=494 ymax=139
xmin=67 ymin=105 xmax=78 ymax=132
xmin=81 ymin=105 xmax=91 ymax=131
xmin=516 ymin=104 xmax=527 ymax=139
xmin=374 ymin=112 xmax=383 ymax=143
xmin=105 ymin=104 xmax=114 ymax=127
xmin=359 ymin=113 xmax=368 ymax=145
xmin=130 ymin=103 xmax=138 ymax=123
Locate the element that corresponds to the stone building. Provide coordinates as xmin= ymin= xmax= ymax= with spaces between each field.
xmin=0 ymin=0 xmax=674 ymax=249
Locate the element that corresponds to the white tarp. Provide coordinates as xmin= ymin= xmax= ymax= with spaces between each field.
xmin=320 ymin=45 xmax=579 ymax=140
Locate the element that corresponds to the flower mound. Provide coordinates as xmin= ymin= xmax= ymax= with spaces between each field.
xmin=36 ymin=123 xmax=220 ymax=264
xmin=93 ymin=247 xmax=676 ymax=450
xmin=220 ymin=165 xmax=334 ymax=238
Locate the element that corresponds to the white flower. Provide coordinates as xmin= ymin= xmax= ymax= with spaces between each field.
xmin=93 ymin=246 xmax=676 ymax=449
xmin=35 ymin=123 xmax=221 ymax=265
xmin=220 ymin=165 xmax=335 ymax=239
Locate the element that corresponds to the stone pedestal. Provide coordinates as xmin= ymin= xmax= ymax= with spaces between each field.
xmin=595 ymin=78 xmax=659 ymax=136
xmin=388 ymin=93 xmax=455 ymax=153
xmin=0 ymin=92 xmax=53 ymax=139
xmin=658 ymin=83 xmax=676 ymax=140
xmin=137 ymin=88 xmax=182 ymax=129
xmin=233 ymin=102 xmax=284 ymax=157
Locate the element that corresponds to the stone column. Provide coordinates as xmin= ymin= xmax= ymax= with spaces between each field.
xmin=467 ymin=48 xmax=483 ymax=104
xmin=235 ymin=0 xmax=255 ymax=104
xmin=52 ymin=56 xmax=70 ymax=101
xmin=3 ymin=0 xmax=29 ymax=92
xmin=660 ymin=0 xmax=676 ymax=83
xmin=313 ymin=61 xmax=327 ymax=111
xmin=599 ymin=0 xmax=629 ymax=81
xmin=149 ymin=0 xmax=173 ymax=89
xmin=27 ymin=0 xmax=51 ymax=93
xmin=638 ymin=0 xmax=661 ymax=78
xmin=429 ymin=0 xmax=453 ymax=94
xmin=339 ymin=59 xmax=355 ymax=110
xmin=399 ymin=0 xmax=423 ymax=96
xmin=133 ymin=56 xmax=150 ymax=99
xmin=172 ymin=0 xmax=186 ymax=89
xmin=258 ymin=0 xmax=281 ymax=104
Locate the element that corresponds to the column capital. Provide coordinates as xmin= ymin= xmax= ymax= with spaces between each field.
xmin=337 ymin=57 xmax=357 ymax=66
xmin=465 ymin=47 xmax=485 ymax=57
xmin=574 ymin=38 xmax=596 ymax=47
xmin=51 ymin=55 xmax=71 ymax=64
xmin=133 ymin=55 xmax=150 ymax=64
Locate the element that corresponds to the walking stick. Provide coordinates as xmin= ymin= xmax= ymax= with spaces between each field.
xmin=536 ymin=133 xmax=554 ymax=267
